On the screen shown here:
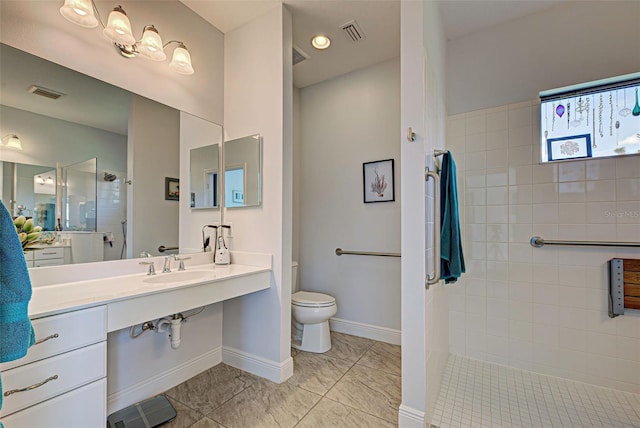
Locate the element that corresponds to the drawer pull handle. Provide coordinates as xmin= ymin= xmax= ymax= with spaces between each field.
xmin=34 ymin=333 xmax=60 ymax=345
xmin=4 ymin=375 xmax=59 ymax=397
xmin=41 ymin=252 xmax=58 ymax=255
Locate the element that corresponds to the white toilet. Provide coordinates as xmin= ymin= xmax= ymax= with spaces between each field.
xmin=291 ymin=262 xmax=337 ymax=353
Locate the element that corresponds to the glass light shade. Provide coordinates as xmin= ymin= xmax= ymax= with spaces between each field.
xmin=2 ymin=135 xmax=23 ymax=150
xmin=169 ymin=45 xmax=194 ymax=75
xmin=311 ymin=35 xmax=331 ymax=50
xmin=59 ymin=0 xmax=98 ymax=28
xmin=103 ymin=7 xmax=136 ymax=46
xmin=137 ymin=26 xmax=167 ymax=61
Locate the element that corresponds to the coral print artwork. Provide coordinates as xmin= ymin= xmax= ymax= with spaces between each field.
xmin=363 ymin=159 xmax=395 ymax=203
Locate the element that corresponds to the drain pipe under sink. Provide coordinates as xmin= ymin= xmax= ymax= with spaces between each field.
xmin=156 ymin=314 xmax=184 ymax=349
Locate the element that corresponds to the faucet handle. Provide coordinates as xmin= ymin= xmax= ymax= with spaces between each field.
xmin=139 ymin=261 xmax=156 ymax=275
xmin=174 ymin=256 xmax=191 ymax=271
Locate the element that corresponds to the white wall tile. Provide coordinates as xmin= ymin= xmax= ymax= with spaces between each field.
xmin=486 ymin=168 xmax=509 ymax=186
xmin=448 ymin=101 xmax=640 ymax=391
xmin=586 ymin=179 xmax=616 ymax=202
xmin=486 ymin=111 xmax=508 ymax=131
xmin=532 ymin=183 xmax=559 ymax=204
xmin=508 ymin=106 xmax=533 ymax=128
xmin=533 ymin=303 xmax=558 ymax=324
xmin=558 ymin=181 xmax=586 ymax=202
xmin=558 ymin=162 xmax=586 ymax=182
xmin=486 ymin=205 xmax=508 ymax=224
xmin=509 ymin=165 xmax=533 ymax=185
xmin=615 ymin=156 xmax=640 ymax=178
xmin=586 ymin=158 xmax=616 ymax=180
xmin=465 ymin=114 xmax=486 ymax=135
xmin=486 ymin=186 xmax=508 ymax=205
xmin=616 ymin=178 xmax=640 ymax=201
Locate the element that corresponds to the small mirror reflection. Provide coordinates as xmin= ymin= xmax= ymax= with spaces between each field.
xmin=223 ymin=134 xmax=261 ymax=208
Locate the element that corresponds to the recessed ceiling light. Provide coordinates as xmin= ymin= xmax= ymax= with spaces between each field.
xmin=311 ymin=35 xmax=331 ymax=50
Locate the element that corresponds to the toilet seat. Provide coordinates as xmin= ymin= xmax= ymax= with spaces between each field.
xmin=292 ymin=291 xmax=336 ymax=308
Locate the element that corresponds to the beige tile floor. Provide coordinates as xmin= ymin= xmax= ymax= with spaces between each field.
xmin=162 ymin=332 xmax=401 ymax=428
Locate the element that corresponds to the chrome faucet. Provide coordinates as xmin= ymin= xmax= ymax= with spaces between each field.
xmin=162 ymin=255 xmax=174 ymax=273
xmin=140 ymin=251 xmax=152 ymax=258
xmin=139 ymin=261 xmax=155 ymax=275
xmin=175 ymin=256 xmax=191 ymax=271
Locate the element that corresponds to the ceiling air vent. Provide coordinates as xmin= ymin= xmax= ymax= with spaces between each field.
xmin=292 ymin=45 xmax=309 ymax=66
xmin=27 ymin=85 xmax=65 ymax=100
xmin=340 ymin=20 xmax=366 ymax=42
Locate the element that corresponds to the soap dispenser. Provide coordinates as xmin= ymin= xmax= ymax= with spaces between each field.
xmin=215 ymin=234 xmax=230 ymax=265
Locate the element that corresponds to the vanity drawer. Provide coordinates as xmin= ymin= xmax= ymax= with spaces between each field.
xmin=0 ymin=306 xmax=106 ymax=371
xmin=33 ymin=258 xmax=65 ymax=267
xmin=1 ymin=378 xmax=106 ymax=428
xmin=22 ymin=252 xmax=34 ymax=263
xmin=33 ymin=248 xmax=64 ymax=260
xmin=0 ymin=341 xmax=106 ymax=417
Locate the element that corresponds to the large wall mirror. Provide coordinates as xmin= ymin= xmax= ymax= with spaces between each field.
xmin=223 ymin=135 xmax=262 ymax=208
xmin=0 ymin=43 xmax=222 ymax=266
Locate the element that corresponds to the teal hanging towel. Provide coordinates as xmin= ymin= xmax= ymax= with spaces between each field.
xmin=439 ymin=153 xmax=465 ymax=283
xmin=0 ymin=201 xmax=36 ymax=412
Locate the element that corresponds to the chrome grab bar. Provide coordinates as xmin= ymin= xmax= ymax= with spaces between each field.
xmin=426 ymin=169 xmax=441 ymax=288
xmin=158 ymin=245 xmax=178 ymax=253
xmin=335 ymin=248 xmax=401 ymax=258
xmin=530 ymin=236 xmax=640 ymax=248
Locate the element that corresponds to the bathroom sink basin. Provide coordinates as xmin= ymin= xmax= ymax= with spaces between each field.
xmin=143 ymin=270 xmax=213 ymax=284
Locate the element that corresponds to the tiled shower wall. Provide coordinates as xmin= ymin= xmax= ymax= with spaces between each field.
xmin=446 ymin=100 xmax=640 ymax=394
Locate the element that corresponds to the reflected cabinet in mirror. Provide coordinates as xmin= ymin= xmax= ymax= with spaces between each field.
xmin=189 ymin=144 xmax=220 ymax=209
xmin=224 ymin=134 xmax=262 ymax=208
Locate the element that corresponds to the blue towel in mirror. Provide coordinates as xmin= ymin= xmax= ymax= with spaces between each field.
xmin=0 ymin=201 xmax=36 ymax=412
xmin=440 ymin=153 xmax=465 ymax=283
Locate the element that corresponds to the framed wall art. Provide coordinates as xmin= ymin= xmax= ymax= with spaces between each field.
xmin=165 ymin=177 xmax=180 ymax=201
xmin=363 ymin=159 xmax=395 ymax=203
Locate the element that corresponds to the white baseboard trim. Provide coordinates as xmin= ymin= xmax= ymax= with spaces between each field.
xmin=222 ymin=346 xmax=293 ymax=383
xmin=107 ymin=347 xmax=221 ymax=415
xmin=329 ymin=318 xmax=401 ymax=345
xmin=398 ymin=404 xmax=427 ymax=427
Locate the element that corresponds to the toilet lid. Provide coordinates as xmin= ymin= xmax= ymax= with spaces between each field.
xmin=292 ymin=291 xmax=336 ymax=307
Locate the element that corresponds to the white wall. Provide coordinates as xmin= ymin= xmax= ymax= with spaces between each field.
xmin=221 ymin=4 xmax=294 ymax=379
xmin=128 ymin=95 xmax=180 ymax=258
xmin=0 ymin=1 xmax=224 ymax=123
xmin=447 ymin=1 xmax=640 ymax=115
xmin=447 ymin=100 xmax=640 ymax=394
xmin=399 ymin=1 xmax=448 ymax=425
xmin=297 ymin=58 xmax=401 ymax=332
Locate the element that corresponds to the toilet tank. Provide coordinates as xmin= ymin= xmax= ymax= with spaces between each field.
xmin=292 ymin=261 xmax=299 ymax=293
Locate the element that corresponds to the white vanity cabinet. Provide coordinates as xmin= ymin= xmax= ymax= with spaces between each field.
xmin=0 ymin=306 xmax=107 ymax=428
xmin=23 ymin=247 xmax=70 ymax=268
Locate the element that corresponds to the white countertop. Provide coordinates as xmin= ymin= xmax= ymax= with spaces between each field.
xmin=29 ymin=263 xmax=271 ymax=319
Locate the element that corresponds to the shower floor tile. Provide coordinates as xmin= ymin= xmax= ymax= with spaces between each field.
xmin=432 ymin=354 xmax=640 ymax=428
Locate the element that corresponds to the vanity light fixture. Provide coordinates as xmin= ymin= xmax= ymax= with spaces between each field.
xmin=1 ymin=134 xmax=23 ymax=150
xmin=311 ymin=34 xmax=331 ymax=50
xmin=59 ymin=0 xmax=195 ymax=74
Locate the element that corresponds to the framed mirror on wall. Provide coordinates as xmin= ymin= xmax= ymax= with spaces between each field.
xmin=223 ymin=134 xmax=262 ymax=208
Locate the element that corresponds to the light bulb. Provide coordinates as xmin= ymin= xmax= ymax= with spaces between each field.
xmin=2 ymin=134 xmax=23 ymax=150
xmin=137 ymin=25 xmax=167 ymax=61
xmin=169 ymin=44 xmax=194 ymax=75
xmin=59 ymin=0 xmax=98 ymax=28
xmin=103 ymin=6 xmax=136 ymax=46
xmin=311 ymin=35 xmax=331 ymax=50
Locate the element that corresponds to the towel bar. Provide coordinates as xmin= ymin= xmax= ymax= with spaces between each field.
xmin=335 ymin=248 xmax=401 ymax=257
xmin=530 ymin=236 xmax=640 ymax=248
